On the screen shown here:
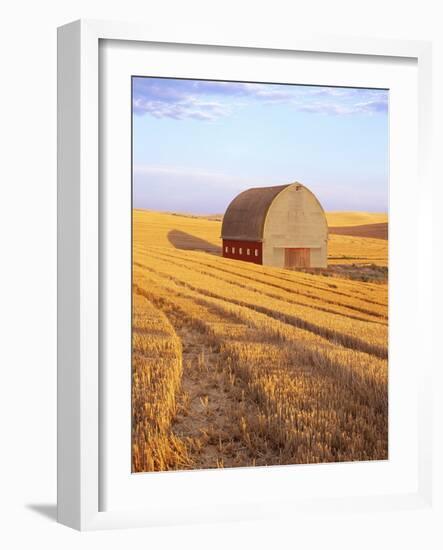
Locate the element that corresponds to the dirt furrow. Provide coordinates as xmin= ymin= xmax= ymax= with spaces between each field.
xmin=161 ymin=305 xmax=279 ymax=469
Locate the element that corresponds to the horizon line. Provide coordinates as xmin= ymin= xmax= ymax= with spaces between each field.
xmin=132 ymin=207 xmax=389 ymax=216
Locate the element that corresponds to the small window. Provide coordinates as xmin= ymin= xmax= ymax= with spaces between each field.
xmin=232 ymin=247 xmax=236 ymax=254
xmin=239 ymin=248 xmax=243 ymax=255
xmin=254 ymin=249 xmax=259 ymax=257
xmin=247 ymin=249 xmax=250 ymax=256
xmin=225 ymin=246 xmax=228 ymax=253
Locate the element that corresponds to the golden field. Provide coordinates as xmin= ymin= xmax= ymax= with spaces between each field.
xmin=325 ymin=211 xmax=388 ymax=226
xmin=132 ymin=209 xmax=388 ymax=472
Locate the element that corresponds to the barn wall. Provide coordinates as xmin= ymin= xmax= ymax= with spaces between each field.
xmin=309 ymin=246 xmax=327 ymax=268
xmin=222 ymin=239 xmax=262 ymax=264
xmin=262 ymin=185 xmax=328 ymax=268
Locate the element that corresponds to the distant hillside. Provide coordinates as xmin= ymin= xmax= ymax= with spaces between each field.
xmin=329 ymin=222 xmax=388 ymax=240
xmin=325 ymin=212 xmax=388 ymax=227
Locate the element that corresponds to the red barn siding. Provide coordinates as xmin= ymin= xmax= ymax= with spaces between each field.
xmin=222 ymin=239 xmax=262 ymax=265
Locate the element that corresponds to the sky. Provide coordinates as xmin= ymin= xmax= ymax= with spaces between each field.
xmin=132 ymin=77 xmax=389 ymax=214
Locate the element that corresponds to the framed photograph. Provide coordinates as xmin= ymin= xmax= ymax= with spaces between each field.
xmin=57 ymin=19 xmax=434 ymax=530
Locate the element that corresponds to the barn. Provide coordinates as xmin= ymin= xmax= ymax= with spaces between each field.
xmin=221 ymin=182 xmax=328 ymax=269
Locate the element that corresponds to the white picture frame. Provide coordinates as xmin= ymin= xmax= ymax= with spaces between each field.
xmin=57 ymin=19 xmax=434 ymax=531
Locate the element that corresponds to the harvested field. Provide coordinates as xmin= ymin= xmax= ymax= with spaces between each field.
xmin=132 ymin=209 xmax=388 ymax=472
xmin=325 ymin=212 xmax=388 ymax=227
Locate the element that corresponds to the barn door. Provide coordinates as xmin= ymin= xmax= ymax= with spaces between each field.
xmin=284 ymin=248 xmax=310 ymax=268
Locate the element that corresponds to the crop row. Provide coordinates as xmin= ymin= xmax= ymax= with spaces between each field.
xmin=134 ymin=269 xmax=388 ymax=463
xmin=134 ymin=253 xmax=388 ymax=358
xmin=132 ymin=292 xmax=190 ymax=472
xmin=149 ymin=247 xmax=387 ymax=322
xmin=133 ymin=243 xmax=388 ymax=305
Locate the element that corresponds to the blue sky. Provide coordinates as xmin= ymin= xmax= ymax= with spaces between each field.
xmin=132 ymin=77 xmax=388 ymax=214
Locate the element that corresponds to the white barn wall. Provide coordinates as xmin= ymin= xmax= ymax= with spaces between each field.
xmin=262 ymin=185 xmax=328 ymax=268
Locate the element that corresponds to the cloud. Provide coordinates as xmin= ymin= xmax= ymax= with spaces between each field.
xmin=356 ymin=99 xmax=388 ymax=114
xmin=132 ymin=79 xmax=249 ymax=120
xmin=133 ymin=96 xmax=229 ymax=121
xmin=132 ymin=77 xmax=388 ymax=121
xmin=295 ymin=97 xmax=388 ymax=116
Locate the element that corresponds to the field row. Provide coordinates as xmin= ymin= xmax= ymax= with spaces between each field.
xmin=134 ymin=266 xmax=388 ymax=392
xmin=133 ymin=267 xmax=388 ymax=465
xmin=146 ymin=247 xmax=388 ymax=321
xmin=132 ymin=293 xmax=190 ymax=472
xmin=133 ymin=243 xmax=388 ymax=305
xmin=133 ymin=251 xmax=388 ymax=358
